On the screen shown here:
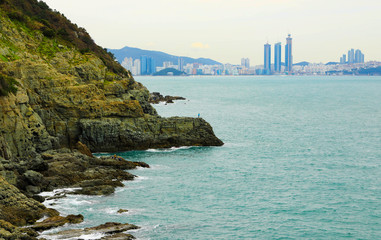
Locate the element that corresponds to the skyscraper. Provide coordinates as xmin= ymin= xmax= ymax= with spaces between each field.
xmin=340 ymin=54 xmax=347 ymax=64
xmin=348 ymin=49 xmax=355 ymax=64
xmin=274 ymin=42 xmax=281 ymax=72
xmin=140 ymin=55 xmax=148 ymax=75
xmin=178 ymin=57 xmax=184 ymax=71
xmin=285 ymin=34 xmax=293 ymax=73
xmin=241 ymin=58 xmax=250 ymax=69
xmin=264 ymin=43 xmax=271 ymax=74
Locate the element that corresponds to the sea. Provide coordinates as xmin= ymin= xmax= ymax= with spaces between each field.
xmin=41 ymin=76 xmax=381 ymax=239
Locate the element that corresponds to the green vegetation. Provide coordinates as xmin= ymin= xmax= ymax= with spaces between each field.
xmin=0 ymin=0 xmax=128 ymax=76
xmin=0 ymin=74 xmax=19 ymax=96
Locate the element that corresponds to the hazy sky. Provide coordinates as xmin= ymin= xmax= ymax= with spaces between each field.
xmin=43 ymin=0 xmax=381 ymax=65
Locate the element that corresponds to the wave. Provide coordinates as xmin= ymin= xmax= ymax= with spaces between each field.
xmin=38 ymin=187 xmax=82 ymax=198
xmin=146 ymin=146 xmax=193 ymax=153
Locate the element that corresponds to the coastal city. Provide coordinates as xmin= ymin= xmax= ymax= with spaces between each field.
xmin=119 ymin=34 xmax=381 ymax=76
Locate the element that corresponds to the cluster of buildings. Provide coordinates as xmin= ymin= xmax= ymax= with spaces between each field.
xmin=121 ymin=35 xmax=375 ymax=76
xmin=121 ymin=56 xmax=156 ymax=76
xmin=340 ymin=49 xmax=365 ymax=64
xmin=261 ymin=34 xmax=293 ymax=75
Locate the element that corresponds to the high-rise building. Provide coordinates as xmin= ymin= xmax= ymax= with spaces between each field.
xmin=354 ymin=49 xmax=365 ymax=63
xmin=264 ymin=43 xmax=271 ymax=74
xmin=140 ymin=55 xmax=148 ymax=75
xmin=241 ymin=58 xmax=250 ymax=69
xmin=274 ymin=42 xmax=281 ymax=72
xmin=348 ymin=49 xmax=355 ymax=64
xmin=285 ymin=34 xmax=293 ymax=72
xmin=178 ymin=57 xmax=184 ymax=71
xmin=133 ymin=59 xmax=141 ymax=75
xmin=340 ymin=54 xmax=347 ymax=64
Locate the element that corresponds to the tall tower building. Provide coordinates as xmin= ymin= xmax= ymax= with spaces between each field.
xmin=178 ymin=57 xmax=184 ymax=71
xmin=264 ymin=43 xmax=271 ymax=74
xmin=274 ymin=42 xmax=281 ymax=72
xmin=241 ymin=58 xmax=250 ymax=69
xmin=140 ymin=55 xmax=148 ymax=75
xmin=348 ymin=49 xmax=355 ymax=64
xmin=285 ymin=34 xmax=293 ymax=73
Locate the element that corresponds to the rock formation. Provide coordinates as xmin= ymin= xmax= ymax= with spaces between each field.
xmin=0 ymin=0 xmax=223 ymax=238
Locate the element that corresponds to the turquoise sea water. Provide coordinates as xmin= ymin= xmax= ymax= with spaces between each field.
xmin=44 ymin=76 xmax=381 ymax=239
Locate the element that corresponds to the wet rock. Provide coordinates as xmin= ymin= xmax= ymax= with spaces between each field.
xmin=133 ymin=161 xmax=150 ymax=168
xmin=43 ymin=222 xmax=139 ymax=239
xmin=74 ymin=185 xmax=115 ymax=196
xmin=117 ymin=209 xmax=128 ymax=214
xmin=30 ymin=214 xmax=84 ymax=231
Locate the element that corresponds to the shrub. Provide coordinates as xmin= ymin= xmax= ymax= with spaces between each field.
xmin=0 ymin=74 xmax=19 ymax=96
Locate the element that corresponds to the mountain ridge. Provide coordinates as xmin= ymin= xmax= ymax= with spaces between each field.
xmin=108 ymin=46 xmax=222 ymax=67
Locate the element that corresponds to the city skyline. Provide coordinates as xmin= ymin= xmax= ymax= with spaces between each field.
xmin=42 ymin=0 xmax=381 ymax=65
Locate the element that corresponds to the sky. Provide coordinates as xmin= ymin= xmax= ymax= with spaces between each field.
xmin=43 ymin=0 xmax=381 ymax=65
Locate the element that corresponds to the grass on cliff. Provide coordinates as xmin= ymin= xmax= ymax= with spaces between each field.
xmin=0 ymin=74 xmax=19 ymax=96
xmin=0 ymin=0 xmax=128 ymax=77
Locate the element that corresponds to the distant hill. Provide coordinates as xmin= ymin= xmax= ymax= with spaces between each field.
xmin=293 ymin=61 xmax=310 ymax=66
xmin=108 ymin=46 xmax=222 ymax=67
xmin=325 ymin=62 xmax=339 ymax=65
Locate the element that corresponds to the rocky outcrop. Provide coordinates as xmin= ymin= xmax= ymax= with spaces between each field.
xmin=149 ymin=92 xmax=186 ymax=104
xmin=0 ymin=176 xmax=47 ymax=226
xmin=41 ymin=222 xmax=139 ymax=240
xmin=79 ymin=116 xmax=223 ymax=152
xmin=30 ymin=214 xmax=84 ymax=231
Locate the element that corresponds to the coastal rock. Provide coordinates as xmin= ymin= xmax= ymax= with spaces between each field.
xmin=0 ymin=176 xmax=46 ymax=226
xmin=79 ymin=117 xmax=223 ymax=152
xmin=117 ymin=209 xmax=128 ymax=214
xmin=43 ymin=222 xmax=139 ymax=239
xmin=0 ymin=220 xmax=38 ymax=240
xmin=30 ymin=214 xmax=84 ymax=231
xmin=149 ymin=92 xmax=186 ymax=104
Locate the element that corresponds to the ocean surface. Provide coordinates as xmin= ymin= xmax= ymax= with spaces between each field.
xmin=42 ymin=76 xmax=381 ymax=239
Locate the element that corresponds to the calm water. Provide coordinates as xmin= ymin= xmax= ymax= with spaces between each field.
xmin=44 ymin=76 xmax=381 ymax=239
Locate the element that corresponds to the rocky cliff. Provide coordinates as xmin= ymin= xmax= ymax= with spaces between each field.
xmin=0 ymin=0 xmax=222 ymax=236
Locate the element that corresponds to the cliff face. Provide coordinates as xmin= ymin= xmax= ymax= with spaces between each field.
xmin=0 ymin=1 xmax=222 ymax=160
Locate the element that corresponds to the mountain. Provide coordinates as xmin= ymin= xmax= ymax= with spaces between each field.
xmin=293 ymin=61 xmax=310 ymax=66
xmin=108 ymin=46 xmax=222 ymax=66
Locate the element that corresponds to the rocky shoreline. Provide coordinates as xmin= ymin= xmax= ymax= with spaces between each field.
xmin=0 ymin=1 xmax=223 ymax=239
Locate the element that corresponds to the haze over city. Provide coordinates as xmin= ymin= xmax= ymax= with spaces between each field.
xmin=43 ymin=0 xmax=381 ymax=65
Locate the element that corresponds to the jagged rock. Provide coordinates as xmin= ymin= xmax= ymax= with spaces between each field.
xmin=30 ymin=214 xmax=84 ymax=231
xmin=0 ymin=220 xmax=38 ymax=240
xmin=75 ymin=141 xmax=94 ymax=158
xmin=0 ymin=177 xmax=46 ymax=226
xmin=79 ymin=117 xmax=223 ymax=152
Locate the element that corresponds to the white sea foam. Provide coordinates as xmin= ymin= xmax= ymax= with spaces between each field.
xmin=146 ymin=146 xmax=193 ymax=153
xmin=39 ymin=187 xmax=82 ymax=198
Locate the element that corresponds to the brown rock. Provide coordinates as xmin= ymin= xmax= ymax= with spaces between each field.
xmin=75 ymin=141 xmax=94 ymax=158
xmin=30 ymin=214 xmax=84 ymax=231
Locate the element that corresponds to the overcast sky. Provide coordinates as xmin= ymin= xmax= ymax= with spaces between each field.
xmin=43 ymin=0 xmax=381 ymax=65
